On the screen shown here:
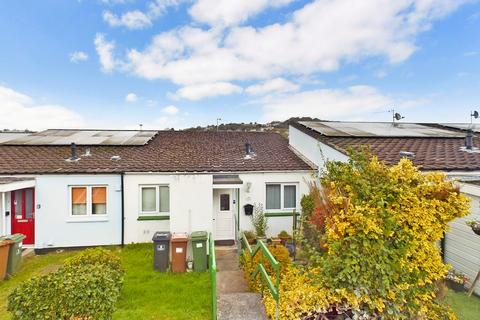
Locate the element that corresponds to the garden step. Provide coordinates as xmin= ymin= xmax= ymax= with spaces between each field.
xmin=217 ymin=292 xmax=268 ymax=320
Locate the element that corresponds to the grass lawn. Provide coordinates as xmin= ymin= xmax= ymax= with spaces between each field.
xmin=0 ymin=244 xmax=211 ymax=320
xmin=113 ymin=243 xmax=211 ymax=320
xmin=444 ymin=291 xmax=480 ymax=320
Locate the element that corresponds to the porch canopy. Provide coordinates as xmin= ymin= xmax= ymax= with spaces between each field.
xmin=212 ymin=174 xmax=243 ymax=189
xmin=0 ymin=177 xmax=36 ymax=192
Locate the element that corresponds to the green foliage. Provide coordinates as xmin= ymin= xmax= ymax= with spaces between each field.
xmin=7 ymin=248 xmax=124 ymax=320
xmin=243 ymin=230 xmax=256 ymax=240
xmin=251 ymin=203 xmax=268 ymax=237
xmin=297 ymin=150 xmax=470 ymax=319
xmin=300 ymin=194 xmax=314 ymax=218
xmin=241 ymin=244 xmax=290 ymax=291
xmin=277 ymin=230 xmax=291 ymax=238
xmin=64 ymin=247 xmax=123 ymax=273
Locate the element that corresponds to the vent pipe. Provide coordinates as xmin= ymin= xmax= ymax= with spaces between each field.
xmin=465 ymin=129 xmax=474 ymax=150
xmin=69 ymin=142 xmax=78 ymax=161
xmin=245 ymin=142 xmax=252 ymax=155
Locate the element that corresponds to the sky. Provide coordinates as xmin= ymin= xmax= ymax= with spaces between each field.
xmin=0 ymin=0 xmax=480 ymax=130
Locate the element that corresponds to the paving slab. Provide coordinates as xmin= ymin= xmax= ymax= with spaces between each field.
xmin=215 ymin=247 xmax=267 ymax=320
xmin=218 ymin=292 xmax=268 ymax=320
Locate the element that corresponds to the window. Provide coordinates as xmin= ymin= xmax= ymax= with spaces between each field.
xmin=92 ymin=187 xmax=107 ymax=215
xmin=266 ymin=184 xmax=297 ymax=210
xmin=142 ymin=187 xmax=156 ymax=212
xmin=72 ymin=187 xmax=87 ymax=215
xmin=70 ymin=186 xmax=107 ymax=216
xmin=284 ymin=185 xmax=296 ymax=209
xmin=140 ymin=185 xmax=170 ymax=215
xmin=266 ymin=185 xmax=281 ymax=210
xmin=220 ymin=194 xmax=230 ymax=211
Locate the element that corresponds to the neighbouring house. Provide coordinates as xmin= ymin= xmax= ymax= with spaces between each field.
xmin=289 ymin=120 xmax=480 ymax=295
xmin=0 ymin=129 xmax=313 ymax=251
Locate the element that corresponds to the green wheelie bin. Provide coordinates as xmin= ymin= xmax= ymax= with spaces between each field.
xmin=190 ymin=231 xmax=208 ymax=272
xmin=0 ymin=233 xmax=26 ymax=278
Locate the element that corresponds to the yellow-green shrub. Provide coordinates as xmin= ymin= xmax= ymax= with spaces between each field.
xmin=297 ymin=152 xmax=469 ymax=319
xmin=241 ymin=244 xmax=290 ymax=291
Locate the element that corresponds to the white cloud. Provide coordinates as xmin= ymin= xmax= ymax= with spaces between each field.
xmin=246 ymin=78 xmax=299 ymax=95
xmin=0 ymin=85 xmax=85 ymax=130
xmin=189 ymin=0 xmax=293 ymax=27
xmin=120 ymin=0 xmax=468 ymax=89
xmin=125 ymin=93 xmax=138 ymax=102
xmin=69 ymin=51 xmax=89 ymax=63
xmin=103 ymin=10 xmax=152 ymax=29
xmin=103 ymin=0 xmax=183 ymax=29
xmin=175 ymin=82 xmax=243 ymax=100
xmin=162 ymin=105 xmax=179 ymax=114
xmin=261 ymin=85 xmax=393 ymax=121
xmin=94 ymin=33 xmax=118 ymax=72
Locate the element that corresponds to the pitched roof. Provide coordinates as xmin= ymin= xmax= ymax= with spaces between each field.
xmin=292 ymin=121 xmax=480 ymax=172
xmin=0 ymin=130 xmax=312 ymax=174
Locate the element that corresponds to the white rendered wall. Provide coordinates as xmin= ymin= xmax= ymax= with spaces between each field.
xmin=289 ymin=125 xmax=348 ymax=172
xmin=124 ymin=171 xmax=313 ymax=242
xmin=34 ymin=175 xmax=122 ymax=249
xmin=445 ymin=184 xmax=480 ymax=296
xmin=123 ymin=174 xmax=213 ymax=244
xmin=236 ymin=171 xmax=313 ymax=237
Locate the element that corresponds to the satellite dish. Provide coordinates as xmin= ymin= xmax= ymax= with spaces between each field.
xmin=394 ymin=113 xmax=404 ymax=121
xmin=472 ymin=111 xmax=479 ymax=119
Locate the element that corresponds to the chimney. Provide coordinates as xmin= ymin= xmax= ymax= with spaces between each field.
xmin=465 ymin=129 xmax=474 ymax=150
xmin=69 ymin=142 xmax=78 ymax=161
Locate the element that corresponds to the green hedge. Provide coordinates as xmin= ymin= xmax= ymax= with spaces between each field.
xmin=7 ymin=248 xmax=124 ymax=320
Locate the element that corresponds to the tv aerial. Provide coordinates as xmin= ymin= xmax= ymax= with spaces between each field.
xmin=471 ymin=110 xmax=479 ymax=123
xmin=388 ymin=109 xmax=404 ymax=123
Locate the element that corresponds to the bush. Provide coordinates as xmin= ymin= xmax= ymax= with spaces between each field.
xmin=8 ymin=248 xmax=124 ymax=320
xmin=64 ymin=247 xmax=123 ymax=273
xmin=242 ymin=244 xmax=290 ymax=291
xmin=297 ymin=151 xmax=469 ymax=319
xmin=251 ymin=203 xmax=268 ymax=237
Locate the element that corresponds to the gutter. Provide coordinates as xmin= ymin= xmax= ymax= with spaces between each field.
xmin=121 ymin=172 xmax=125 ymax=247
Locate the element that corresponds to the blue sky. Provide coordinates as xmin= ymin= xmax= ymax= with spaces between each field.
xmin=0 ymin=0 xmax=479 ymax=130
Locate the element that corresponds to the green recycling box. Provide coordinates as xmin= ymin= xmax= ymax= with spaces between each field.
xmin=0 ymin=233 xmax=26 ymax=278
xmin=190 ymin=231 xmax=208 ymax=272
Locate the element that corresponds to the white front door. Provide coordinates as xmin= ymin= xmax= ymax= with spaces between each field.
xmin=214 ymin=189 xmax=234 ymax=240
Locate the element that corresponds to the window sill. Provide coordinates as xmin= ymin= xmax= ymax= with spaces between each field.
xmin=265 ymin=211 xmax=300 ymax=217
xmin=137 ymin=215 xmax=170 ymax=221
xmin=66 ymin=216 xmax=109 ymax=223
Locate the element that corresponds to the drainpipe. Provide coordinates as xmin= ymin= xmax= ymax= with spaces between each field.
xmin=121 ymin=173 xmax=125 ymax=247
xmin=1 ymin=192 xmax=5 ymax=236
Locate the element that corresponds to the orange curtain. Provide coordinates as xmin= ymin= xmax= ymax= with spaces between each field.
xmin=92 ymin=187 xmax=106 ymax=204
xmin=72 ymin=187 xmax=87 ymax=204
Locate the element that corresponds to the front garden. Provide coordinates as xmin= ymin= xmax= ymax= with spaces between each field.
xmin=242 ymin=151 xmax=480 ymax=319
xmin=0 ymin=244 xmax=211 ymax=320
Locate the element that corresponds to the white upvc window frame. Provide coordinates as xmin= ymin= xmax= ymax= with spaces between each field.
xmin=68 ymin=185 xmax=108 ymax=218
xmin=265 ymin=183 xmax=299 ymax=211
xmin=139 ymin=185 xmax=170 ymax=216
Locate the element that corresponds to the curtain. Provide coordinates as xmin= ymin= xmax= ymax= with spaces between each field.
xmin=284 ymin=185 xmax=296 ymax=209
xmin=159 ymin=186 xmax=170 ymax=213
xmin=266 ymin=184 xmax=281 ymax=210
xmin=92 ymin=187 xmax=107 ymax=215
xmin=72 ymin=187 xmax=87 ymax=215
xmin=142 ymin=187 xmax=156 ymax=212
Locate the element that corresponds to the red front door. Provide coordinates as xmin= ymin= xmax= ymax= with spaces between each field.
xmin=11 ymin=188 xmax=35 ymax=245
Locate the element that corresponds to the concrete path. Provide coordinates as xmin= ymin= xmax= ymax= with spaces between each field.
xmin=216 ymin=246 xmax=268 ymax=320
